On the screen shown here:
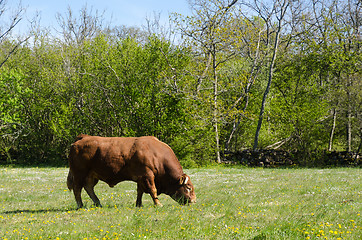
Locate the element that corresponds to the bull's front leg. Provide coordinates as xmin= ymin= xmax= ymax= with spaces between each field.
xmin=146 ymin=177 xmax=162 ymax=207
xmin=137 ymin=176 xmax=162 ymax=207
xmin=149 ymin=188 xmax=162 ymax=207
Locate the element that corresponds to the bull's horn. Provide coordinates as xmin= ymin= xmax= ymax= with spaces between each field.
xmin=184 ymin=176 xmax=189 ymax=185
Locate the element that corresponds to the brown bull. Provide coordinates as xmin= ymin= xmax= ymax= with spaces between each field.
xmin=67 ymin=134 xmax=196 ymax=208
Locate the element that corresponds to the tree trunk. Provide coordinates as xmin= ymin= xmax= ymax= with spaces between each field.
xmin=328 ymin=108 xmax=337 ymax=151
xmin=253 ymin=30 xmax=281 ymax=150
xmin=346 ymin=111 xmax=352 ymax=152
xmin=225 ymin=27 xmax=263 ymax=152
xmin=346 ymin=77 xmax=352 ymax=152
xmin=252 ymin=0 xmax=288 ymax=151
xmin=212 ymin=47 xmax=221 ymax=163
xmin=355 ymin=133 xmax=362 ymax=162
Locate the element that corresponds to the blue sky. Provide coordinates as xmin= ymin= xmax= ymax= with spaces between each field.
xmin=7 ymin=0 xmax=191 ymax=33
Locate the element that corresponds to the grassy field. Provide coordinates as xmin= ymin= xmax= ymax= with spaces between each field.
xmin=0 ymin=167 xmax=360 ymax=239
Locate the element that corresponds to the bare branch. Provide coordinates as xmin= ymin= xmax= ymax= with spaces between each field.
xmin=0 ymin=0 xmax=28 ymax=68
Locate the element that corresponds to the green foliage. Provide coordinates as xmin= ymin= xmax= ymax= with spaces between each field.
xmin=0 ymin=70 xmax=31 ymax=163
xmin=0 ymin=70 xmax=28 ymax=124
xmin=1 ymin=0 xmax=362 ymax=166
xmin=271 ymin=54 xmax=329 ymax=150
xmin=1 ymin=34 xmax=215 ymax=166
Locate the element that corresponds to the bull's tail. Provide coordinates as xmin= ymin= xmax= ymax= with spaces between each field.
xmin=67 ymin=141 xmax=78 ymax=192
xmin=67 ymin=170 xmax=74 ymax=191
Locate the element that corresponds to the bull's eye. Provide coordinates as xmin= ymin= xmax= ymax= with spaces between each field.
xmin=186 ymin=186 xmax=192 ymax=193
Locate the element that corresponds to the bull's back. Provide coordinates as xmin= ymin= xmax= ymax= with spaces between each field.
xmin=68 ymin=135 xmax=182 ymax=183
xmin=68 ymin=136 xmax=160 ymax=173
xmin=69 ymin=135 xmax=135 ymax=168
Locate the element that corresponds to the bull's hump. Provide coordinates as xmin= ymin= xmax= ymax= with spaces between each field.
xmin=75 ymin=134 xmax=90 ymax=141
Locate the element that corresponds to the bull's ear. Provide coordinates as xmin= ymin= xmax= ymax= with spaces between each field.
xmin=179 ymin=175 xmax=185 ymax=185
xmin=179 ymin=175 xmax=189 ymax=185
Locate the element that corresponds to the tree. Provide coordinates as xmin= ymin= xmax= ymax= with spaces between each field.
xmin=0 ymin=0 xmax=29 ymax=67
xmin=0 ymin=0 xmax=32 ymax=163
xmin=306 ymin=0 xmax=362 ymax=152
xmin=173 ymin=0 xmax=239 ymax=162
xmin=223 ymin=15 xmax=268 ymax=152
xmin=241 ymin=0 xmax=291 ymax=150
xmin=266 ymin=0 xmax=362 ymax=156
xmin=0 ymin=70 xmax=31 ymax=163
xmin=55 ymin=5 xmax=105 ymax=46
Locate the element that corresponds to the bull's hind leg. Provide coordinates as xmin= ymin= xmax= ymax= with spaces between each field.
xmin=136 ymin=184 xmax=144 ymax=207
xmin=84 ymin=175 xmax=102 ymax=207
xmin=73 ymin=184 xmax=84 ymax=209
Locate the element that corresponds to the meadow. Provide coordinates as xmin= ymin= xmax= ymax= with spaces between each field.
xmin=0 ymin=167 xmax=360 ymax=239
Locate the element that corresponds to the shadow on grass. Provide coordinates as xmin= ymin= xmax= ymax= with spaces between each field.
xmin=250 ymin=233 xmax=267 ymax=240
xmin=2 ymin=208 xmax=71 ymax=214
xmin=2 ymin=203 xmax=133 ymax=215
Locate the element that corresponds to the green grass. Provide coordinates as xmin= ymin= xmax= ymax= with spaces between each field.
xmin=0 ymin=167 xmax=361 ymax=239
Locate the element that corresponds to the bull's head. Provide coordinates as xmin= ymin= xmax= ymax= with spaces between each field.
xmin=171 ymin=174 xmax=196 ymax=205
